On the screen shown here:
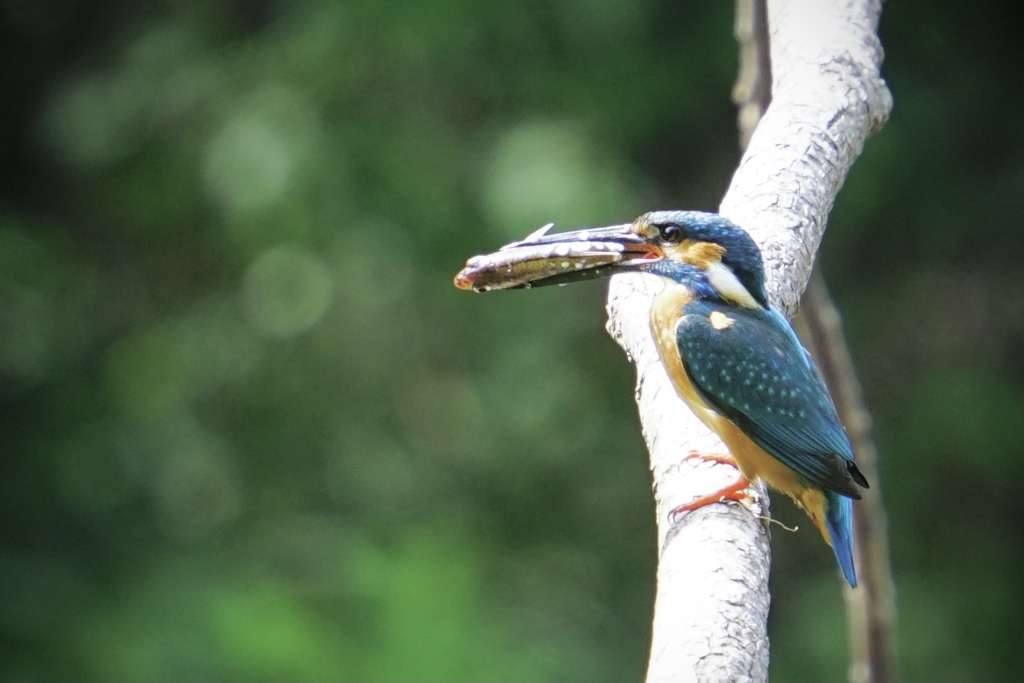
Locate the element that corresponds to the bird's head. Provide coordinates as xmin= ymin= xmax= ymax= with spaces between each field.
xmin=629 ymin=211 xmax=768 ymax=308
xmin=456 ymin=210 xmax=769 ymax=309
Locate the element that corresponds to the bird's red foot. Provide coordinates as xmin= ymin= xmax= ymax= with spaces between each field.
xmin=669 ymin=452 xmax=752 ymax=520
xmin=683 ymin=452 xmax=741 ymax=468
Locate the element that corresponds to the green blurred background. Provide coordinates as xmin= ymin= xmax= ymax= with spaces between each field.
xmin=1 ymin=1 xmax=1020 ymax=681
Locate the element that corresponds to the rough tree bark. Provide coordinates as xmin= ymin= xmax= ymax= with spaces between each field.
xmin=604 ymin=1 xmax=892 ymax=681
xmin=734 ymin=0 xmax=899 ymax=680
xmin=736 ymin=0 xmax=899 ymax=680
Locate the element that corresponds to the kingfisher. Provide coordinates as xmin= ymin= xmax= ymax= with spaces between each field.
xmin=455 ymin=210 xmax=869 ymax=586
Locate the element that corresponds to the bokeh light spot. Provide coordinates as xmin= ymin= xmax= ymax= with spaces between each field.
xmin=152 ymin=422 xmax=243 ymax=543
xmin=482 ymin=121 xmax=635 ymax=239
xmin=42 ymin=75 xmax=136 ymax=169
xmin=242 ymin=245 xmax=334 ymax=338
xmin=204 ymin=114 xmax=293 ymax=215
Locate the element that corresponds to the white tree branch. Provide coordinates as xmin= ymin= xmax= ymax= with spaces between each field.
xmin=605 ymin=1 xmax=892 ymax=681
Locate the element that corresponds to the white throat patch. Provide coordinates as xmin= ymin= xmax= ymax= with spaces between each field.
xmin=706 ymin=261 xmax=762 ymax=309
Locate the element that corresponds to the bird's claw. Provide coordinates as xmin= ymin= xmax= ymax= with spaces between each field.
xmin=669 ymin=452 xmax=753 ymax=521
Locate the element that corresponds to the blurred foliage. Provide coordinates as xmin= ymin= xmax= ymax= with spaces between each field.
xmin=0 ymin=0 xmax=1020 ymax=681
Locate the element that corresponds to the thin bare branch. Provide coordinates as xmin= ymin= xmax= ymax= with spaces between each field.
xmin=796 ymin=272 xmax=899 ymax=683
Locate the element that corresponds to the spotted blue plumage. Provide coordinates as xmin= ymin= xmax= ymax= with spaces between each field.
xmin=676 ymin=300 xmax=865 ymax=586
xmin=677 ymin=301 xmax=861 ymax=497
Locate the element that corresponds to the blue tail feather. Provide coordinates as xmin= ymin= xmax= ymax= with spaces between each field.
xmin=825 ymin=492 xmax=858 ymax=587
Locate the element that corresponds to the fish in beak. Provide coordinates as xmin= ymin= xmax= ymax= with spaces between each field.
xmin=454 ymin=222 xmax=664 ymax=292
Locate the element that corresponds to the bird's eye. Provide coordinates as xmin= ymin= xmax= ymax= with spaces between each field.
xmin=659 ymin=224 xmax=683 ymax=244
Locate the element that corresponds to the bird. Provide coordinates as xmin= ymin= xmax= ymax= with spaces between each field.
xmin=455 ymin=210 xmax=869 ymax=586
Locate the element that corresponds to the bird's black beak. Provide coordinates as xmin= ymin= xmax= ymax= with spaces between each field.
xmin=454 ymin=222 xmax=664 ymax=292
